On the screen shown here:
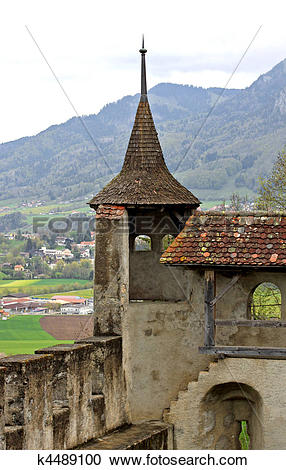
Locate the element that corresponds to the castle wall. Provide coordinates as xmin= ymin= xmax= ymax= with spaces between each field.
xmin=1 ymin=354 xmax=54 ymax=449
xmin=215 ymin=271 xmax=286 ymax=347
xmin=94 ymin=211 xmax=129 ymax=335
xmin=0 ymin=337 xmax=127 ymax=450
xmin=76 ymin=336 xmax=127 ymax=432
xmin=36 ymin=344 xmax=96 ymax=449
xmin=123 ymin=270 xmax=212 ymax=421
xmin=130 ymin=236 xmax=189 ymax=301
xmin=166 ymin=358 xmax=286 ymax=450
xmin=123 ymin=270 xmax=286 ymax=423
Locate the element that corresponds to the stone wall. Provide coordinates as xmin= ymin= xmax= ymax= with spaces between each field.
xmin=123 ymin=298 xmax=212 ymax=422
xmin=0 ymin=337 xmax=127 ymax=450
xmin=215 ymin=271 xmax=286 ymax=347
xmin=123 ymin=270 xmax=286 ymax=423
xmin=75 ymin=336 xmax=127 ymax=432
xmin=165 ymin=358 xmax=286 ymax=450
xmin=130 ymin=236 xmax=190 ymax=301
xmin=94 ymin=211 xmax=129 ymax=335
xmin=77 ymin=422 xmax=173 ymax=450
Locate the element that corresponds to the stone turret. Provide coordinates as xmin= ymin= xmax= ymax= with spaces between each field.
xmin=90 ymin=39 xmax=200 ymax=336
xmin=89 ymin=38 xmax=199 ymax=209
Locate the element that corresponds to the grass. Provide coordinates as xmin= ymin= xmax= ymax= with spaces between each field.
xmin=0 ymin=278 xmax=91 ymax=296
xmin=0 ymin=199 xmax=93 ymax=218
xmin=200 ymin=200 xmax=228 ymax=210
xmin=239 ymin=421 xmax=250 ymax=450
xmin=0 ymin=315 xmax=72 ymax=355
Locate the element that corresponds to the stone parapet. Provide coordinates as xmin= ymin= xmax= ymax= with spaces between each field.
xmin=75 ymin=336 xmax=127 ymax=432
xmin=0 ymin=354 xmax=53 ymax=449
xmin=35 ymin=343 xmax=96 ymax=448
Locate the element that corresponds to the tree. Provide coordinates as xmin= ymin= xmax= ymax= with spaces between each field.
xmin=256 ymin=150 xmax=286 ymax=210
xmin=25 ymin=238 xmax=34 ymax=254
xmin=229 ymin=193 xmax=248 ymax=211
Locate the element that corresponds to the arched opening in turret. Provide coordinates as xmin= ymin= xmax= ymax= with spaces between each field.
xmin=134 ymin=235 xmax=152 ymax=251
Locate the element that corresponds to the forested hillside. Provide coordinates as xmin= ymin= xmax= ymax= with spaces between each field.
xmin=1 ymin=58 xmax=286 ymax=203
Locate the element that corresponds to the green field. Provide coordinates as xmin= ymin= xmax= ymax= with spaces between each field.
xmin=34 ymin=288 xmax=93 ymax=299
xmin=0 ymin=278 xmax=91 ymax=296
xmin=0 ymin=315 xmax=72 ymax=355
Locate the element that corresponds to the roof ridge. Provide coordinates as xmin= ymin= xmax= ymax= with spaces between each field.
xmin=193 ymin=210 xmax=286 ymax=217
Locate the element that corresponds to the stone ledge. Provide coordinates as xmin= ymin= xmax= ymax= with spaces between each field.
xmin=35 ymin=343 xmax=93 ymax=354
xmin=0 ymin=354 xmax=53 ymax=364
xmin=75 ymin=336 xmax=122 ymax=345
xmin=75 ymin=421 xmax=172 ymax=450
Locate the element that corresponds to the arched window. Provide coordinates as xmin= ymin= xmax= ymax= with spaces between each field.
xmin=161 ymin=234 xmax=175 ymax=251
xmin=249 ymin=282 xmax=281 ymax=320
xmin=134 ymin=235 xmax=152 ymax=251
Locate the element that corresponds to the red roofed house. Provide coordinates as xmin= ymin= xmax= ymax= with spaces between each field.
xmin=14 ymin=264 xmax=24 ymax=272
xmin=80 ymin=241 xmax=95 ymax=246
xmin=51 ymin=295 xmax=86 ymax=304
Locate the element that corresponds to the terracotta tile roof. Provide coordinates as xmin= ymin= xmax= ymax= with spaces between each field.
xmin=160 ymin=211 xmax=286 ymax=267
xmin=95 ymin=204 xmax=125 ymax=220
xmin=89 ymin=98 xmax=200 ymax=208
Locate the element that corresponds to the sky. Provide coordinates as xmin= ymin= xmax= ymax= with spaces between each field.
xmin=1 ymin=0 xmax=286 ymax=142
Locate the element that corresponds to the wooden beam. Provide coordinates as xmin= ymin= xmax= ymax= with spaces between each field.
xmin=215 ymin=319 xmax=286 ymax=328
xmin=210 ymin=274 xmax=240 ymax=307
xmin=204 ymin=269 xmax=215 ymax=347
xmin=199 ymin=345 xmax=286 ymax=359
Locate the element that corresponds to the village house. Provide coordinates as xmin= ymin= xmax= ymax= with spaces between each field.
xmin=14 ymin=264 xmax=24 ymax=272
xmin=60 ymin=303 xmax=93 ymax=315
xmin=39 ymin=246 xmax=73 ymax=260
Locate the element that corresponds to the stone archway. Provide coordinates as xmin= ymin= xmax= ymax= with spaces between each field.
xmin=200 ymin=382 xmax=263 ymax=449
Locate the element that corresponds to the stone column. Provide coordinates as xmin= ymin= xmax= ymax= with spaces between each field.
xmin=0 ymin=354 xmax=53 ymax=449
xmin=94 ymin=210 xmax=129 ymax=335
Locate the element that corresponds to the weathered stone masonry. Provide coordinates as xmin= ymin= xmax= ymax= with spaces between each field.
xmin=0 ymin=339 xmax=129 ymax=450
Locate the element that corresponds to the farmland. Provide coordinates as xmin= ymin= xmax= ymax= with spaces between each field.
xmin=0 ymin=278 xmax=92 ymax=297
xmin=33 ymin=288 xmax=93 ymax=299
xmin=0 ymin=315 xmax=73 ymax=355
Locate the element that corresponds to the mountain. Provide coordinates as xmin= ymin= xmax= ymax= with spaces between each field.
xmin=1 ymin=59 xmax=286 ymax=203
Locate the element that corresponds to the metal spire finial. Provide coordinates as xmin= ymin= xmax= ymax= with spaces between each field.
xmin=139 ymin=34 xmax=147 ymax=99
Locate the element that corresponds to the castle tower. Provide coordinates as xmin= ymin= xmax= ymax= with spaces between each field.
xmin=89 ymin=39 xmax=200 ymax=335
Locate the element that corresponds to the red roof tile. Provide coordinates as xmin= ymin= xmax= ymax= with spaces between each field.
xmin=95 ymin=204 xmax=125 ymax=220
xmin=160 ymin=211 xmax=286 ymax=267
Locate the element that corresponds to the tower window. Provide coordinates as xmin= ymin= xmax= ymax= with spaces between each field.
xmin=161 ymin=234 xmax=175 ymax=251
xmin=134 ymin=235 xmax=152 ymax=251
xmin=249 ymin=282 xmax=281 ymax=320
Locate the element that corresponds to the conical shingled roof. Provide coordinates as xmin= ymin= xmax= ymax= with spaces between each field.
xmin=89 ymin=42 xmax=200 ymax=208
